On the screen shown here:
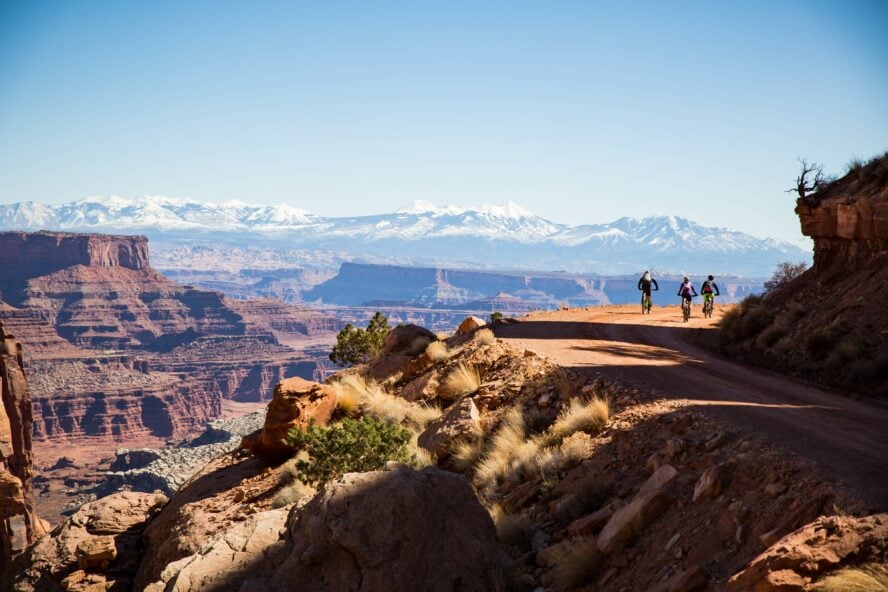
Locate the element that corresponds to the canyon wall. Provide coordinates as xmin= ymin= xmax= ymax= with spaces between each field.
xmin=0 ymin=231 xmax=149 ymax=274
xmin=796 ymin=159 xmax=888 ymax=268
xmin=0 ymin=231 xmax=337 ymax=446
xmin=0 ymin=322 xmax=44 ymax=571
xmin=722 ymin=154 xmax=888 ymax=396
xmin=306 ymin=262 xmax=763 ymax=310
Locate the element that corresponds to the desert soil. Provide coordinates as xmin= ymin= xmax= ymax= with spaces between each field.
xmin=495 ymin=304 xmax=888 ymax=510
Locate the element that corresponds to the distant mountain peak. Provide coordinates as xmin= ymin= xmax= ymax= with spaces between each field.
xmin=395 ymin=199 xmax=535 ymax=220
xmin=0 ymin=195 xmax=809 ymax=275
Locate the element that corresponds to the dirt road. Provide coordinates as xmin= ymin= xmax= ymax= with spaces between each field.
xmin=495 ymin=305 xmax=888 ymax=510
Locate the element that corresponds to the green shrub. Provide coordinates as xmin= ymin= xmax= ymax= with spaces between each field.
xmin=329 ymin=311 xmax=391 ymax=366
xmin=490 ymin=311 xmax=504 ymax=322
xmin=285 ymin=416 xmax=413 ymax=486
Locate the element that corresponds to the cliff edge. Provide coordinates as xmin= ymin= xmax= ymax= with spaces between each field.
xmin=721 ymin=152 xmax=888 ymax=396
xmin=0 ymin=321 xmax=45 ymax=571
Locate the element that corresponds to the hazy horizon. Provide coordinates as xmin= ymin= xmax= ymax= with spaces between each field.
xmin=2 ymin=1 xmax=886 ymax=244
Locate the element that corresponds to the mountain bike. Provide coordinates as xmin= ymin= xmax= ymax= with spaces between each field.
xmin=702 ymin=294 xmax=714 ymax=318
xmin=641 ymin=292 xmax=652 ymax=314
xmin=681 ymin=296 xmax=693 ymax=323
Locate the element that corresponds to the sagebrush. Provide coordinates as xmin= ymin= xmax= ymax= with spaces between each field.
xmin=286 ymin=416 xmax=414 ymax=486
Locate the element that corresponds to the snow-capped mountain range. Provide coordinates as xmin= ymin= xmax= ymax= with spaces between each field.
xmin=0 ymin=196 xmax=809 ymax=275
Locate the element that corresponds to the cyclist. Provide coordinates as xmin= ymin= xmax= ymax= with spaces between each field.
xmin=701 ymin=275 xmax=720 ymax=313
xmin=677 ymin=276 xmax=697 ymax=315
xmin=637 ymin=271 xmax=659 ymax=313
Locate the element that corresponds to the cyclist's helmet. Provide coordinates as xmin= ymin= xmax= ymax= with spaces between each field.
xmin=708 ymin=275 xmax=714 ymax=281
xmin=683 ymin=276 xmax=689 ymax=282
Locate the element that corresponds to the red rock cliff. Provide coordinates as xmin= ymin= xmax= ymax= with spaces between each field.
xmin=0 ymin=322 xmax=45 ymax=571
xmin=796 ymin=154 xmax=888 ymax=268
xmin=0 ymin=231 xmax=150 ymax=273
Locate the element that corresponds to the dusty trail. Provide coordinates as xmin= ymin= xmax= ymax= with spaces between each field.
xmin=495 ymin=304 xmax=888 ymax=510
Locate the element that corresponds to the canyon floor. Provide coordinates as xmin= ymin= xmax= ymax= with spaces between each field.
xmin=495 ymin=304 xmax=888 ymax=511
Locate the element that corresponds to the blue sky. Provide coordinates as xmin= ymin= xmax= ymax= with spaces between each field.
xmin=1 ymin=1 xmax=886 ymax=243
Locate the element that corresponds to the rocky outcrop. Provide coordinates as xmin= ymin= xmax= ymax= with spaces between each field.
xmin=3 ymin=492 xmax=166 ymax=592
xmin=142 ymin=507 xmax=289 ymax=592
xmin=252 ymin=466 xmax=513 ymax=592
xmin=0 ymin=322 xmax=45 ymax=572
xmin=241 ymin=377 xmax=336 ymax=459
xmin=722 ymin=154 xmax=888 ymax=396
xmin=418 ymin=397 xmax=481 ymax=456
xmin=727 ymin=513 xmax=888 ymax=591
xmin=0 ymin=231 xmax=150 ymax=275
xmin=796 ymin=154 xmax=888 ymax=267
xmin=366 ymin=324 xmax=435 ymax=380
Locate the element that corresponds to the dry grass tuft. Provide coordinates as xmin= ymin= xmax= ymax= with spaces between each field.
xmin=451 ymin=437 xmax=485 ymax=473
xmin=272 ymin=457 xmax=317 ymax=508
xmin=488 ymin=503 xmax=535 ymax=548
xmin=548 ymin=537 xmax=601 ymax=589
xmin=441 ymin=362 xmax=483 ymax=399
xmin=332 ymin=377 xmax=362 ymax=415
xmin=425 ymin=340 xmax=449 ymax=362
xmin=815 ymin=563 xmax=888 ymax=592
xmin=559 ymin=431 xmax=595 ymax=463
xmin=475 ymin=408 xmax=526 ymax=485
xmin=333 ymin=374 xmax=441 ymax=429
xmin=548 ymin=397 xmax=609 ymax=443
xmin=405 ymin=402 xmax=443 ymax=429
xmin=474 ymin=328 xmax=496 ymax=346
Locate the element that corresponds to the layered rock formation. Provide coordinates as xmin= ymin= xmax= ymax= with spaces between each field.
xmin=722 ymin=153 xmax=888 ymax=396
xmin=0 ymin=231 xmax=337 ymax=444
xmin=0 ymin=231 xmax=150 ymax=277
xmin=796 ymin=154 xmax=888 ymax=267
xmin=0 ymin=231 xmax=335 ymax=352
xmin=0 ymin=322 xmax=44 ymax=572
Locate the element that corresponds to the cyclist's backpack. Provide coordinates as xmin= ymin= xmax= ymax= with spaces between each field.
xmin=702 ymin=281 xmax=713 ymax=294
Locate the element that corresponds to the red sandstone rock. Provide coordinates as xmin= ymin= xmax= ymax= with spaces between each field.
xmin=241 ymin=377 xmax=336 ymax=459
xmin=727 ymin=513 xmax=888 ymax=592
xmin=0 ymin=323 xmax=44 ymax=572
xmin=255 ymin=466 xmax=512 ymax=592
xmin=457 ymin=316 xmax=487 ymax=334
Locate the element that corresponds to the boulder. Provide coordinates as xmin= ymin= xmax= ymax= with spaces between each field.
xmin=142 ymin=508 xmax=289 ymax=592
xmin=4 ymin=492 xmax=165 ymax=592
xmin=76 ymin=536 xmax=117 ymax=570
xmin=692 ymin=466 xmax=722 ymax=502
xmin=241 ymin=377 xmax=336 ymax=460
xmin=400 ymin=371 xmax=441 ymax=402
xmin=457 ymin=316 xmax=486 ymax=334
xmin=596 ymin=466 xmax=677 ymax=555
xmin=367 ymin=325 xmax=436 ymax=380
xmin=638 ymin=464 xmax=678 ymax=496
xmin=727 ymin=513 xmax=888 ymax=592
xmin=418 ymin=398 xmax=481 ymax=456
xmin=256 ymin=465 xmax=512 ymax=592
xmin=566 ymin=503 xmax=616 ymax=537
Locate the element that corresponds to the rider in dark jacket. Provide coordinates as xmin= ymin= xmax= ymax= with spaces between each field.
xmin=638 ymin=271 xmax=659 ymax=312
